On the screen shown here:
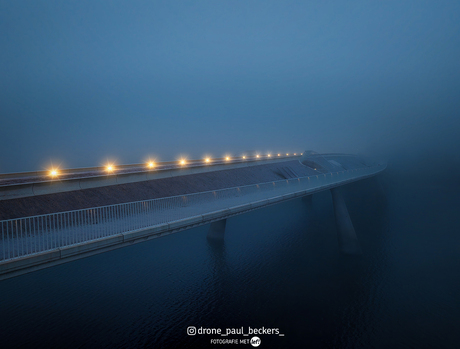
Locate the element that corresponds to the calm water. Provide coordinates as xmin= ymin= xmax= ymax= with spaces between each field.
xmin=1 ymin=169 xmax=459 ymax=348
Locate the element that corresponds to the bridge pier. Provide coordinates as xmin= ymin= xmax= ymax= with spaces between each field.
xmin=330 ymin=188 xmax=362 ymax=255
xmin=301 ymin=195 xmax=313 ymax=205
xmin=207 ymin=219 xmax=227 ymax=240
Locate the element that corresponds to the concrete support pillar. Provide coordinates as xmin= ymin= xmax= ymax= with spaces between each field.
xmin=207 ymin=219 xmax=227 ymax=240
xmin=301 ymin=195 xmax=313 ymax=205
xmin=330 ymin=188 xmax=362 ymax=255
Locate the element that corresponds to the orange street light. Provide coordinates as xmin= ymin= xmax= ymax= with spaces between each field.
xmin=49 ymin=168 xmax=59 ymax=178
xmin=106 ymin=164 xmax=115 ymax=173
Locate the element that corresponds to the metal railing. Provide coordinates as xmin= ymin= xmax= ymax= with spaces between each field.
xmin=0 ymin=165 xmax=384 ymax=262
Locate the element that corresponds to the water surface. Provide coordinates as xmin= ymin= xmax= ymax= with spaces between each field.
xmin=1 ymin=170 xmax=459 ymax=348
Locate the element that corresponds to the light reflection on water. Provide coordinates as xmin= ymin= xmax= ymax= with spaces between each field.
xmin=0 ymin=175 xmax=459 ymax=348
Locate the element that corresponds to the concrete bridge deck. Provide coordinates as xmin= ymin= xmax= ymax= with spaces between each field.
xmin=0 ymin=152 xmax=386 ymax=280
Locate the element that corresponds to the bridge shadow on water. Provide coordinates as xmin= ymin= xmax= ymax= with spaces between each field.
xmin=1 ymin=173 xmax=459 ymax=348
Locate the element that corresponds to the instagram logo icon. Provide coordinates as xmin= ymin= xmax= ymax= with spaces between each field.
xmin=187 ymin=326 xmax=197 ymax=336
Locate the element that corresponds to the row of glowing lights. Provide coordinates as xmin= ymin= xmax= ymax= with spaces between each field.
xmin=47 ymin=152 xmax=302 ymax=178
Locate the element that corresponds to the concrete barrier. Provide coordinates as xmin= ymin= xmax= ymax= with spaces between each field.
xmin=202 ymin=209 xmax=230 ymax=222
xmin=60 ymin=234 xmax=124 ymax=258
xmin=145 ymin=170 xmax=175 ymax=180
xmin=0 ymin=249 xmax=61 ymax=274
xmin=115 ymin=172 xmax=148 ymax=185
xmin=79 ymin=175 xmax=118 ymax=189
xmin=33 ymin=180 xmax=81 ymax=196
xmin=229 ymin=204 xmax=251 ymax=214
xmin=0 ymin=183 xmax=35 ymax=200
xmin=123 ymin=224 xmax=169 ymax=242
xmin=250 ymin=200 xmax=267 ymax=209
xmin=168 ymin=215 xmax=203 ymax=230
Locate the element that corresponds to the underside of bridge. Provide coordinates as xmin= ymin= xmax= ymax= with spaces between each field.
xmin=207 ymin=187 xmax=362 ymax=255
xmin=202 ymin=152 xmax=373 ymax=253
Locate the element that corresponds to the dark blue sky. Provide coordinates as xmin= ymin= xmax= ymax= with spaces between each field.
xmin=1 ymin=1 xmax=459 ymax=173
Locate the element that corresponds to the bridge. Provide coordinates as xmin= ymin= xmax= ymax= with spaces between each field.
xmin=0 ymin=151 xmax=386 ymax=280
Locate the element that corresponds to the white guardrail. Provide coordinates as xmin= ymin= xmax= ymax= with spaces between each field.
xmin=0 ymin=165 xmax=384 ymax=262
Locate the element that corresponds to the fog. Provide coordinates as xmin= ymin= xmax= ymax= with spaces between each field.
xmin=1 ymin=1 xmax=459 ymax=174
